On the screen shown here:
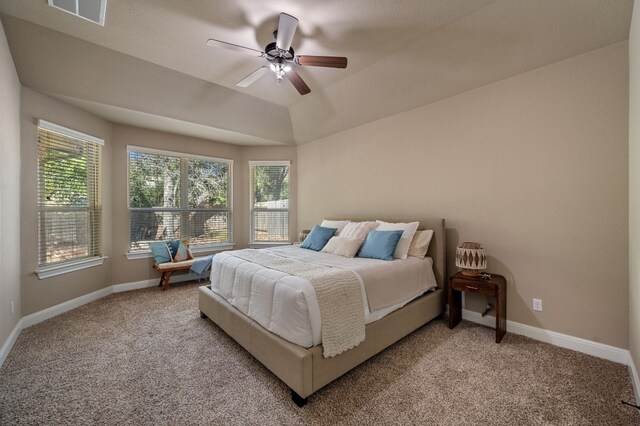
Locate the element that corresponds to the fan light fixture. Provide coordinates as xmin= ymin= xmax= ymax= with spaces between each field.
xmin=270 ymin=61 xmax=292 ymax=81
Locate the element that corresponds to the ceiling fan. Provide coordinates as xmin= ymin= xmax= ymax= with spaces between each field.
xmin=206 ymin=13 xmax=348 ymax=95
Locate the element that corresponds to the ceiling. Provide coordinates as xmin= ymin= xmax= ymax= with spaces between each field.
xmin=0 ymin=0 xmax=634 ymax=145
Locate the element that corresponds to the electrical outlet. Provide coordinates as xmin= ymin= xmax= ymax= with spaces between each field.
xmin=10 ymin=300 xmax=14 ymax=316
xmin=533 ymin=298 xmax=543 ymax=312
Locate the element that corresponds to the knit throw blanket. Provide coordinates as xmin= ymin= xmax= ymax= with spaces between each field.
xmin=229 ymin=249 xmax=365 ymax=358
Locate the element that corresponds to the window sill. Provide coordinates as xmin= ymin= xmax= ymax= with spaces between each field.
xmin=126 ymin=243 xmax=235 ymax=260
xmin=190 ymin=243 xmax=235 ymax=254
xmin=37 ymin=256 xmax=108 ymax=279
xmin=248 ymin=242 xmax=292 ymax=249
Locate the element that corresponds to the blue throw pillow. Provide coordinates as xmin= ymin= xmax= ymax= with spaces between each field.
xmin=358 ymin=230 xmax=404 ymax=261
xmin=149 ymin=242 xmax=172 ymax=264
xmin=300 ymin=225 xmax=337 ymax=251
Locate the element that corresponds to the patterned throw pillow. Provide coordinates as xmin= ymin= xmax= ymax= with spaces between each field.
xmin=174 ymin=240 xmax=193 ymax=262
xmin=166 ymin=240 xmax=180 ymax=259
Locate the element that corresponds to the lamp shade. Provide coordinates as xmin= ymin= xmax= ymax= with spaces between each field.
xmin=455 ymin=242 xmax=487 ymax=276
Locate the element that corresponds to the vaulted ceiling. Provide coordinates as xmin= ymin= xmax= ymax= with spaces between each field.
xmin=0 ymin=0 xmax=633 ymax=145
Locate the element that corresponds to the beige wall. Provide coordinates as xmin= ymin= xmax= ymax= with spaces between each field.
xmin=20 ymin=88 xmax=113 ymax=315
xmin=629 ymin=1 xmax=640 ymax=376
xmin=298 ymin=43 xmax=629 ymax=348
xmin=0 ymin=18 xmax=22 ymax=344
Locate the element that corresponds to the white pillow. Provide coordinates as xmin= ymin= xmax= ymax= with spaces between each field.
xmin=375 ymin=220 xmax=419 ymax=259
xmin=320 ymin=220 xmax=350 ymax=236
xmin=340 ymin=221 xmax=378 ymax=240
xmin=321 ymin=236 xmax=363 ymax=258
xmin=407 ymin=230 xmax=434 ymax=258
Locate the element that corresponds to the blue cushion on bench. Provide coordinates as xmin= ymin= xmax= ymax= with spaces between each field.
xmin=150 ymin=242 xmax=172 ymax=264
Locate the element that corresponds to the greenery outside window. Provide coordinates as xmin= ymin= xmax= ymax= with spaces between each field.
xmin=37 ymin=120 xmax=104 ymax=277
xmin=127 ymin=146 xmax=233 ymax=254
xmin=249 ymin=161 xmax=290 ymax=244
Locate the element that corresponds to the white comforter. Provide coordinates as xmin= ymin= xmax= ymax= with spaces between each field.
xmin=209 ymin=245 xmax=437 ymax=348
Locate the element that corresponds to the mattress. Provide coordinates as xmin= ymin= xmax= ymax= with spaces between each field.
xmin=209 ymin=245 xmax=437 ymax=348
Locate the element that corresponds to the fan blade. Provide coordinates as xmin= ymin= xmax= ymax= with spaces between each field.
xmin=207 ymin=39 xmax=265 ymax=58
xmin=286 ymin=69 xmax=311 ymax=95
xmin=296 ymin=55 xmax=348 ymax=68
xmin=237 ymin=66 xmax=270 ymax=87
xmin=276 ymin=13 xmax=298 ymax=52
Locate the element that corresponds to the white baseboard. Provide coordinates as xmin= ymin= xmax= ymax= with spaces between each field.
xmin=112 ymin=278 xmax=158 ymax=293
xmin=22 ymin=274 xmax=199 ymax=328
xmin=1 ymin=281 xmax=635 ymax=378
xmin=629 ymin=356 xmax=640 ymax=403
xmin=22 ymin=287 xmax=113 ymax=328
xmin=461 ymin=308 xmax=630 ymax=365
xmin=112 ymin=273 xmax=196 ymax=293
xmin=0 ymin=272 xmax=206 ymax=368
xmin=0 ymin=319 xmax=23 ymax=368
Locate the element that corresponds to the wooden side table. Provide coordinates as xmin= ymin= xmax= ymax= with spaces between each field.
xmin=448 ymin=271 xmax=507 ymax=343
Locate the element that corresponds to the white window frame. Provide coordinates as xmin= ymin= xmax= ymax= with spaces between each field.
xmin=126 ymin=146 xmax=234 ymax=259
xmin=36 ymin=120 xmax=106 ymax=279
xmin=249 ymin=160 xmax=291 ymax=247
xmin=47 ymin=0 xmax=108 ymax=26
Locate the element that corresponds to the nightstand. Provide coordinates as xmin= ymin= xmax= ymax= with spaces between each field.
xmin=448 ymin=271 xmax=507 ymax=343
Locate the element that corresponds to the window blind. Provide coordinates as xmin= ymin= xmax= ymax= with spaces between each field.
xmin=127 ymin=147 xmax=233 ymax=251
xmin=250 ymin=161 xmax=290 ymax=243
xmin=37 ymin=123 xmax=102 ymax=267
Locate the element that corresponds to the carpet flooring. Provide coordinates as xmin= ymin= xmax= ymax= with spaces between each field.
xmin=0 ymin=282 xmax=638 ymax=425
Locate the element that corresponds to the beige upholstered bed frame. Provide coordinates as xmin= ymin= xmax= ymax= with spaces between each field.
xmin=198 ymin=218 xmax=446 ymax=406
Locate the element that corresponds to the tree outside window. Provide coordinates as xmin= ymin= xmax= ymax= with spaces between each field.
xmin=128 ymin=147 xmax=233 ymax=251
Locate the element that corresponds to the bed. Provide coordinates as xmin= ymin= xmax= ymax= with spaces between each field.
xmin=198 ymin=218 xmax=446 ymax=406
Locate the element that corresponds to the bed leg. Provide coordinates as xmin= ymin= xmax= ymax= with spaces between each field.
xmin=200 ymin=310 xmax=207 ymax=319
xmin=291 ymin=390 xmax=308 ymax=407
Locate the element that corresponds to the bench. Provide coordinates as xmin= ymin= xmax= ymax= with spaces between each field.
xmin=153 ymin=259 xmax=196 ymax=291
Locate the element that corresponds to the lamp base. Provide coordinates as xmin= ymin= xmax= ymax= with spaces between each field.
xmin=460 ymin=269 xmax=483 ymax=277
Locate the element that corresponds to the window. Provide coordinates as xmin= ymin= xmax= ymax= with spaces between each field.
xmin=37 ymin=120 xmax=103 ymax=272
xmin=127 ymin=146 xmax=233 ymax=253
xmin=47 ymin=0 xmax=107 ymax=26
xmin=250 ymin=161 xmax=290 ymax=243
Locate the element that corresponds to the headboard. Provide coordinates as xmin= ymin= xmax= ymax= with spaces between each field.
xmin=418 ymin=218 xmax=446 ymax=290
xmin=321 ymin=218 xmax=447 ymax=289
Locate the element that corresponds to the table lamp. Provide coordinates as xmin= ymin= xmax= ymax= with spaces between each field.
xmin=455 ymin=242 xmax=487 ymax=276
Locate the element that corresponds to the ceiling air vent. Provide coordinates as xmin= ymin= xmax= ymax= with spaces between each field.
xmin=48 ymin=0 xmax=107 ymax=26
